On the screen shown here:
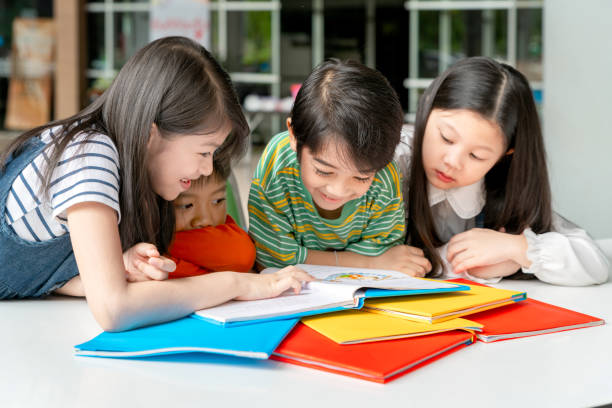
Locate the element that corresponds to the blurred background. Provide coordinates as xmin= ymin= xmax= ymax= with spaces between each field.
xmin=0 ymin=0 xmax=610 ymax=240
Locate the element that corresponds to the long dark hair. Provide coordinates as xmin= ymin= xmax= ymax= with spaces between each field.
xmin=290 ymin=59 xmax=403 ymax=171
xmin=408 ymin=56 xmax=552 ymax=275
xmin=1 ymin=36 xmax=248 ymax=253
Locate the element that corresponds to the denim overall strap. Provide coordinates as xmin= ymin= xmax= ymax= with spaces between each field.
xmin=0 ymin=139 xmax=79 ymax=298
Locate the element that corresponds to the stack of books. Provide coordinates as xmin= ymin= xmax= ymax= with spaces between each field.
xmin=74 ymin=266 xmax=604 ymax=383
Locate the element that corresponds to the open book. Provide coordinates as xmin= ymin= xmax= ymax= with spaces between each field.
xmin=193 ymin=264 xmax=469 ymax=326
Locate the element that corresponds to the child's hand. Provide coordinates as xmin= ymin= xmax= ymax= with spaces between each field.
xmin=467 ymin=260 xmax=522 ymax=279
xmin=447 ymin=228 xmax=528 ymax=274
xmin=371 ymin=245 xmax=432 ymax=277
xmin=235 ymin=265 xmax=315 ymax=300
xmin=123 ymin=243 xmax=177 ymax=282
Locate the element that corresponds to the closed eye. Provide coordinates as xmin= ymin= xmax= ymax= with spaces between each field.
xmin=200 ymin=152 xmax=212 ymax=158
xmin=441 ymin=134 xmax=453 ymax=144
xmin=354 ymin=176 xmax=372 ymax=183
xmin=314 ymin=168 xmax=332 ymax=177
xmin=175 ymin=203 xmax=193 ymax=210
xmin=213 ymin=198 xmax=226 ymax=205
xmin=470 ymin=152 xmax=484 ymax=161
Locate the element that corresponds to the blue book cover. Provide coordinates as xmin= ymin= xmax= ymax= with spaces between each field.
xmin=363 ymin=285 xmax=469 ymax=298
xmin=75 ymin=316 xmax=298 ymax=359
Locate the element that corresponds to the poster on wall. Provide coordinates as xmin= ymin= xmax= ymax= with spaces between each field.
xmin=150 ymin=0 xmax=211 ymax=49
xmin=5 ymin=18 xmax=54 ymax=130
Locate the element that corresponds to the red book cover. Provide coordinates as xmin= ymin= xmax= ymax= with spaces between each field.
xmin=271 ymin=322 xmax=474 ymax=383
xmin=447 ymin=279 xmax=605 ymax=342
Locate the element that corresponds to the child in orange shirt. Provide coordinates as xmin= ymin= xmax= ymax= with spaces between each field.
xmin=168 ymin=165 xmax=256 ymax=278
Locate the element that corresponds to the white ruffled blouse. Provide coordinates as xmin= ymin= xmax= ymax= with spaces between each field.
xmin=395 ymin=125 xmax=610 ymax=286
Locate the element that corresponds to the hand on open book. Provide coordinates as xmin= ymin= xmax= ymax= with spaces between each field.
xmin=122 ymin=242 xmax=177 ymax=282
xmin=235 ymin=265 xmax=315 ymax=301
xmin=370 ymin=245 xmax=432 ymax=277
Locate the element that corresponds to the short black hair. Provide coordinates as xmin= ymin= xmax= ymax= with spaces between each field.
xmin=289 ymin=59 xmax=403 ymax=172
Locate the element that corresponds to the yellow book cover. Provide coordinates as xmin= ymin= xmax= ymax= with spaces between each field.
xmin=302 ymin=309 xmax=483 ymax=344
xmin=365 ymin=283 xmax=526 ymax=324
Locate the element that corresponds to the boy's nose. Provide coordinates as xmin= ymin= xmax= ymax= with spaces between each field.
xmin=190 ymin=210 xmax=213 ymax=229
xmin=326 ymin=181 xmax=348 ymax=198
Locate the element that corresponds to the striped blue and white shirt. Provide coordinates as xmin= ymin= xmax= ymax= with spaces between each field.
xmin=4 ymin=126 xmax=121 ymax=242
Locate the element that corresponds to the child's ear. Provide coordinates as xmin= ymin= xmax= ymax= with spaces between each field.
xmin=148 ymin=123 xmax=159 ymax=150
xmin=287 ymin=118 xmax=297 ymax=152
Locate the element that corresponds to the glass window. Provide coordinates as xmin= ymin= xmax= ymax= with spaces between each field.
xmin=113 ymin=11 xmax=149 ymax=70
xmin=417 ymin=9 xmax=510 ymax=78
xmin=86 ymin=11 xmax=105 ymax=72
xmin=224 ymin=11 xmax=272 ymax=74
xmin=407 ymin=2 xmax=543 ymax=118
xmin=516 ymin=8 xmax=542 ymax=83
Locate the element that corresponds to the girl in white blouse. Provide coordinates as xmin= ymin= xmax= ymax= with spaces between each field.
xmin=395 ymin=57 xmax=609 ymax=286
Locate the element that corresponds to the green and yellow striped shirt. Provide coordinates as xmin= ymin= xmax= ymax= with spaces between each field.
xmin=248 ymin=132 xmax=406 ymax=268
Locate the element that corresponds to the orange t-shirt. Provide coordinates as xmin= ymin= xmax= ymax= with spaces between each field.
xmin=168 ymin=215 xmax=256 ymax=279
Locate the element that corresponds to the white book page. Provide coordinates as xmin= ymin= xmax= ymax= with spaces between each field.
xmin=194 ymin=282 xmax=359 ymax=323
xmin=194 ymin=264 xmax=460 ymax=323
xmin=270 ymin=264 xmax=459 ymax=291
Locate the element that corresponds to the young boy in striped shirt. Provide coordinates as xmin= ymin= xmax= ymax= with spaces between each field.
xmin=248 ymin=59 xmax=432 ymax=277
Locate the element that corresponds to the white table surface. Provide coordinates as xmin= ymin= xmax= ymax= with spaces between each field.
xmin=2 ymin=279 xmax=611 ymax=408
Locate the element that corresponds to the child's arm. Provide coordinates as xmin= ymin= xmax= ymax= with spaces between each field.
xmin=520 ymin=213 xmax=609 ymax=285
xmin=67 ymin=202 xmax=312 ymax=331
xmin=446 ymin=214 xmax=610 ymax=285
xmin=435 ymin=241 xmax=519 ymax=284
xmin=446 ymin=228 xmax=529 ymax=274
xmin=304 ymin=245 xmax=431 ymax=277
xmin=460 ymin=260 xmax=522 ymax=280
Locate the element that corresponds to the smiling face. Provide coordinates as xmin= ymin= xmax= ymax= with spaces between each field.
xmin=146 ymin=123 xmax=230 ymax=201
xmin=174 ymin=175 xmax=227 ymax=231
xmin=422 ymin=108 xmax=506 ymax=190
xmin=289 ymin=127 xmax=375 ymax=215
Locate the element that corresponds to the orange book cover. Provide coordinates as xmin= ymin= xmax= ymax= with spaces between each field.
xmin=447 ymin=279 xmax=605 ymax=342
xmin=271 ymin=322 xmax=474 ymax=383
